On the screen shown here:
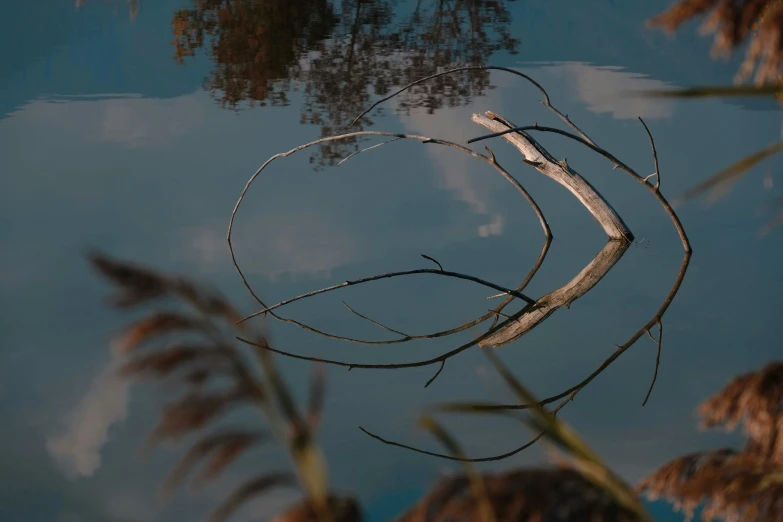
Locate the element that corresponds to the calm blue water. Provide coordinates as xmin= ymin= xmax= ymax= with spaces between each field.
xmin=2 ymin=1 xmax=782 ymax=521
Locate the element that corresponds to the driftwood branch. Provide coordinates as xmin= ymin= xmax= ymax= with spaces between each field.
xmin=471 ymin=112 xmax=633 ymax=242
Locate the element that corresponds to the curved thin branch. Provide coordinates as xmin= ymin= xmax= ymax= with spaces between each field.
xmin=237 ymin=268 xmax=535 ymax=324
xmin=337 ymin=137 xmax=402 ymax=165
xmin=421 ymin=254 xmax=444 ymax=271
xmin=341 ymin=301 xmax=410 ymax=338
xmin=265 ymin=309 xmax=494 ymax=346
xmin=553 ymin=251 xmax=690 ymax=410
xmin=469 ymin=124 xmax=643 ymax=183
xmin=349 ymin=65 xmax=594 ymax=144
xmin=236 ymin=302 xmax=536 ymax=372
xmin=425 ymin=361 xmax=446 ymax=388
xmin=642 ymin=321 xmax=664 ymax=407
xmin=638 ymin=118 xmax=660 ymax=190
xmin=469 ymin=123 xmax=657 ymax=187
xmin=358 ymin=426 xmax=545 ymax=463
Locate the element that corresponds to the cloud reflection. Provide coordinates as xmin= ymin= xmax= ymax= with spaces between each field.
xmin=46 ymin=357 xmax=129 ymax=479
xmin=10 ymin=92 xmax=205 ymax=147
xmin=182 ymin=213 xmax=361 ymax=281
xmin=538 ymin=62 xmax=675 ymax=120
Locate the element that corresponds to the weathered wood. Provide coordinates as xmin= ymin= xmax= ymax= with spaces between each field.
xmin=479 ymin=239 xmax=629 ymax=348
xmin=472 ymin=111 xmax=634 ymax=241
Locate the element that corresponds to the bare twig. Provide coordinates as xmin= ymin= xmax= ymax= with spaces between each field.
xmin=643 ymin=322 xmax=664 ymax=407
xmin=341 ymin=301 xmax=410 ymax=338
xmin=425 ymin=361 xmax=446 ymax=388
xmin=488 ymin=309 xmax=513 ymax=320
xmin=638 ymin=117 xmax=660 ymax=190
xmin=421 ymin=254 xmax=444 ymax=271
xmin=358 ymin=426 xmax=546 ymax=463
xmin=337 ymin=137 xmax=402 ymax=165
xmin=486 ymin=292 xmax=508 ymax=300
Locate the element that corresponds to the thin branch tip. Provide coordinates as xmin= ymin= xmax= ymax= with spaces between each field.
xmin=421 ymin=254 xmax=444 ymax=271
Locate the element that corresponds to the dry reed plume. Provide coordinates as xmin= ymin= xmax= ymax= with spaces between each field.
xmin=88 ymin=252 xmax=359 ymax=522
xmin=649 ymin=0 xmax=783 ymax=85
xmin=639 ymin=362 xmax=783 ymax=521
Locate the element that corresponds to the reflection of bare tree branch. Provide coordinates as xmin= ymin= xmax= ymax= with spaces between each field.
xmin=480 ymin=239 xmax=630 ymax=347
xmin=237 ymin=267 xmax=535 ymax=324
xmin=359 ymin=425 xmax=545 ymax=463
xmin=236 ymin=307 xmax=533 ymax=373
xmin=227 ymin=129 xmax=550 ymax=360
xmin=642 ymin=321 xmax=663 ymax=407
xmin=487 ymin=232 xmax=552 ymax=330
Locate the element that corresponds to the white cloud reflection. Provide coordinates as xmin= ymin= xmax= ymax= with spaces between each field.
xmin=402 ymin=103 xmax=506 ymax=238
xmin=8 ymin=91 xmax=205 ymax=147
xmin=538 ymin=62 xmax=674 ymax=120
xmin=46 ymin=358 xmax=129 ymax=479
xmin=181 ymin=212 xmax=361 ymax=281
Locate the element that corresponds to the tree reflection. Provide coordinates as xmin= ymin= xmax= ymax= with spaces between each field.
xmin=170 ymin=0 xmax=519 ymax=165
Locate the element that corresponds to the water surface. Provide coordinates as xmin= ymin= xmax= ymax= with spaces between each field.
xmin=2 ymin=1 xmax=782 ymax=521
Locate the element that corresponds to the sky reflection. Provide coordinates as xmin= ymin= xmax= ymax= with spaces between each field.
xmin=1 ymin=1 xmax=782 ymax=522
